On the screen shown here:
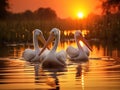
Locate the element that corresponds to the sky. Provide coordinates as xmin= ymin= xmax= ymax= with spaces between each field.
xmin=9 ymin=0 xmax=101 ymax=19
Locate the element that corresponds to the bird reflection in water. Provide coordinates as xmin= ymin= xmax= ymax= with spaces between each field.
xmin=76 ymin=61 xmax=89 ymax=77
xmin=34 ymin=67 xmax=62 ymax=90
xmin=34 ymin=63 xmax=40 ymax=80
xmin=76 ymin=64 xmax=82 ymax=77
xmin=46 ymin=72 xmax=60 ymax=90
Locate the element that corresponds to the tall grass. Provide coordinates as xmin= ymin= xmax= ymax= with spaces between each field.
xmin=0 ymin=19 xmax=78 ymax=44
xmin=0 ymin=13 xmax=120 ymax=45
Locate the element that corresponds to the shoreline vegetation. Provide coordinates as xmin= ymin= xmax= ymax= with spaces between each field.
xmin=0 ymin=12 xmax=120 ymax=45
xmin=0 ymin=0 xmax=120 ymax=46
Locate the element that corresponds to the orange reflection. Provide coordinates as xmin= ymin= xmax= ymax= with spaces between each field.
xmin=18 ymin=40 xmax=119 ymax=59
xmin=81 ymin=71 xmax=85 ymax=90
xmin=2 ymin=41 xmax=120 ymax=90
xmin=63 ymin=30 xmax=89 ymax=37
xmin=90 ymin=45 xmax=104 ymax=58
xmin=63 ymin=30 xmax=76 ymax=36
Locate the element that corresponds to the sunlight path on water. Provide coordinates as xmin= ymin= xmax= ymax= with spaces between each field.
xmin=0 ymin=41 xmax=120 ymax=90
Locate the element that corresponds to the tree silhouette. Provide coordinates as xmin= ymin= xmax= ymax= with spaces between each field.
xmin=0 ymin=0 xmax=9 ymax=19
xmin=34 ymin=7 xmax=57 ymax=20
xmin=101 ymin=0 xmax=120 ymax=14
xmin=22 ymin=10 xmax=34 ymax=19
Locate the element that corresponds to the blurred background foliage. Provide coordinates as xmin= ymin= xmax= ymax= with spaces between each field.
xmin=0 ymin=0 xmax=120 ymax=45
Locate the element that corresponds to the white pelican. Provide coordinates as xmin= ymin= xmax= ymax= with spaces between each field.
xmin=22 ymin=29 xmax=50 ymax=78
xmin=22 ymin=29 xmax=49 ymax=63
xmin=66 ymin=30 xmax=92 ymax=60
xmin=39 ymin=28 xmax=67 ymax=68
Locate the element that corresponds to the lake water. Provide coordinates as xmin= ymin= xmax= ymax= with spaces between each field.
xmin=0 ymin=41 xmax=120 ymax=90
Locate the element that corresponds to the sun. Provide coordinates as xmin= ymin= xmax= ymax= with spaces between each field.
xmin=77 ymin=12 xmax=84 ymax=19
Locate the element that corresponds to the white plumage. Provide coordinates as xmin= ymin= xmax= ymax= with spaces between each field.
xmin=22 ymin=29 xmax=49 ymax=63
xmin=82 ymin=45 xmax=90 ymax=56
xmin=39 ymin=28 xmax=67 ymax=68
xmin=22 ymin=49 xmax=35 ymax=62
xmin=66 ymin=30 xmax=92 ymax=61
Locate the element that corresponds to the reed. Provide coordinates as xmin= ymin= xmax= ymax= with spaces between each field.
xmin=0 ymin=19 xmax=78 ymax=44
xmin=0 ymin=13 xmax=120 ymax=44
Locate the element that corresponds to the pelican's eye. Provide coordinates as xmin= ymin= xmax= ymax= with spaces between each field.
xmin=39 ymin=31 xmax=42 ymax=35
xmin=51 ymin=31 xmax=55 ymax=36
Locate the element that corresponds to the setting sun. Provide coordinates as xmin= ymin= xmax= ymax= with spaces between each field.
xmin=77 ymin=12 xmax=84 ymax=18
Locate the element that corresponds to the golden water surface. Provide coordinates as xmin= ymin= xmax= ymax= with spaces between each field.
xmin=0 ymin=41 xmax=120 ymax=90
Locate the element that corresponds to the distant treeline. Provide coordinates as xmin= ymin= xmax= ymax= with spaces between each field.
xmin=0 ymin=10 xmax=120 ymax=44
xmin=0 ymin=0 xmax=120 ymax=45
xmin=6 ymin=8 xmax=58 ymax=21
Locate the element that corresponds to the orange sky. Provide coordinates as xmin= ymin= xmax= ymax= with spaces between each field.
xmin=9 ymin=0 xmax=101 ymax=19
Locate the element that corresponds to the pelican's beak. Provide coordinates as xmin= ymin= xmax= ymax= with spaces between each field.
xmin=80 ymin=36 xmax=92 ymax=51
xmin=39 ymin=33 xmax=54 ymax=56
xmin=38 ymin=34 xmax=46 ymax=44
xmin=38 ymin=34 xmax=50 ymax=50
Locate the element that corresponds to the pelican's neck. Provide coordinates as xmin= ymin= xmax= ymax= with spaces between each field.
xmin=51 ymin=34 xmax=60 ymax=53
xmin=33 ymin=33 xmax=39 ymax=50
xmin=75 ymin=36 xmax=83 ymax=52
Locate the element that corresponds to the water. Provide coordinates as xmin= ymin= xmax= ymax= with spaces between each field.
xmin=0 ymin=41 xmax=120 ymax=90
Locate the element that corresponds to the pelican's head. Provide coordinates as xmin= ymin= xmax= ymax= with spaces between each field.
xmin=75 ymin=30 xmax=92 ymax=51
xmin=33 ymin=29 xmax=47 ymax=45
xmin=33 ymin=29 xmax=43 ymax=37
xmin=50 ymin=28 xmax=60 ymax=37
xmin=75 ymin=30 xmax=83 ymax=39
